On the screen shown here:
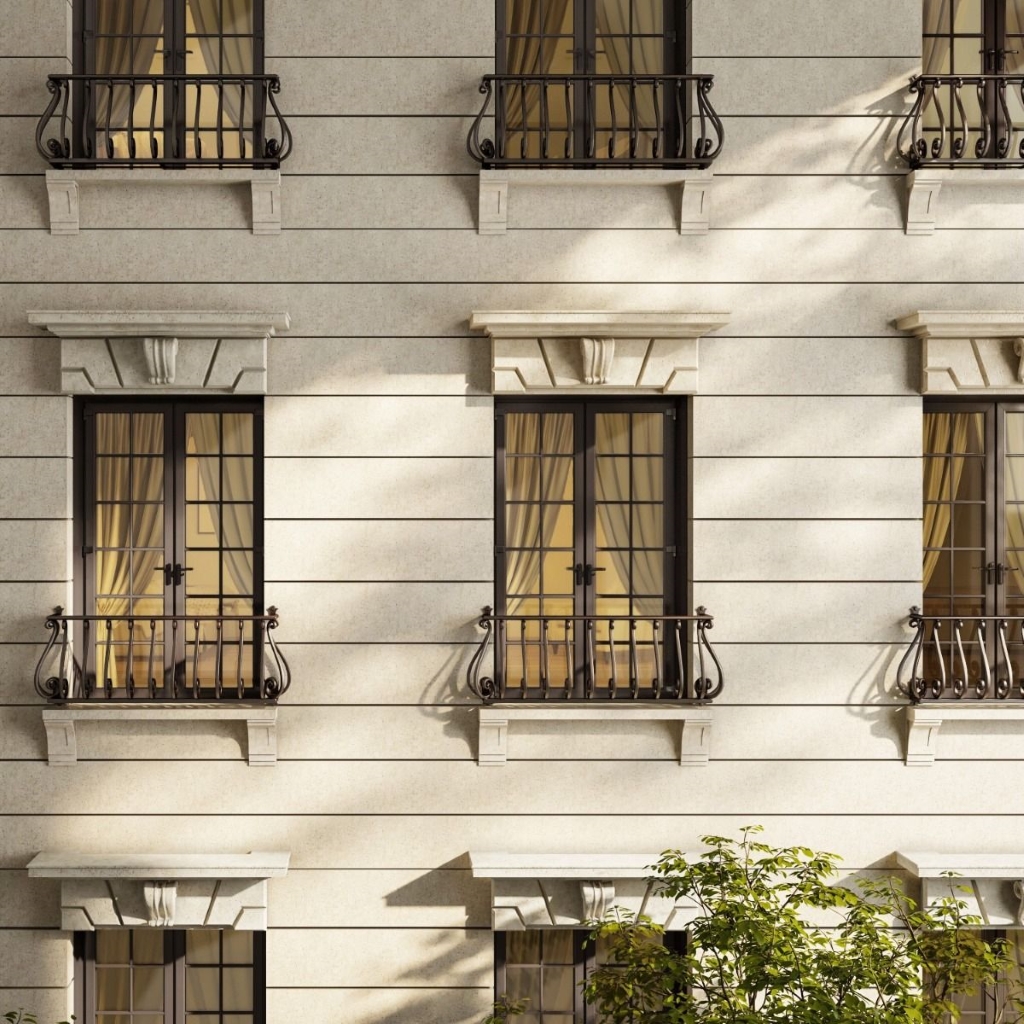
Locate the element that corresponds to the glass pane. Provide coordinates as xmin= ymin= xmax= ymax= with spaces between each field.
xmin=132 ymin=458 xmax=164 ymax=502
xmin=187 ymin=930 xmax=220 ymax=965
xmin=542 ymin=967 xmax=575 ymax=1010
xmin=186 ymin=967 xmax=220 ymax=1011
xmin=96 ymin=504 xmax=132 ymax=549
xmin=186 ymin=550 xmax=220 ymax=594
xmin=595 ymin=550 xmax=628 ymax=594
xmin=223 ymin=968 xmax=253 ymax=1011
xmin=186 ymin=413 xmax=220 ymax=454
xmin=633 ymin=457 xmax=663 ymax=501
xmin=506 ymin=414 xmax=541 ymax=454
xmin=506 ymin=458 xmax=541 ymax=503
xmin=632 ymin=552 xmax=663 ymax=594
xmin=541 ymin=503 xmax=573 ymax=548
xmin=955 ymin=456 xmax=984 ymax=501
xmin=543 ymin=931 xmax=574 ymax=963
xmin=954 ymin=0 xmax=984 ymax=32
xmin=97 ymin=414 xmax=131 ymax=454
xmin=97 ymin=459 xmax=132 ymax=503
xmin=506 ymin=968 xmax=542 ymax=1006
xmin=97 ymin=931 xmax=130 ymax=964
xmin=132 ymin=414 xmax=163 ymax=454
xmin=632 ymin=412 xmax=663 ymax=453
xmin=132 ymin=504 xmax=164 ymax=549
xmin=596 ymin=503 xmax=630 ymax=549
xmin=596 ymin=413 xmax=630 ymax=454
xmin=633 ymin=504 xmax=663 ymax=547
xmin=187 ymin=458 xmax=221 ymax=501
xmin=507 ymin=932 xmax=543 ymax=965
xmin=222 ymin=552 xmax=254 ymax=596
xmin=541 ymin=552 xmax=574 ymax=595
xmin=222 ymin=929 xmax=253 ymax=964
xmin=133 ymin=967 xmax=164 ymax=1011
xmin=96 ymin=968 xmax=131 ymax=1011
xmin=222 ymin=413 xmax=254 ymax=454
xmin=595 ymin=458 xmax=629 ymax=501
xmin=187 ymin=504 xmax=222 ymax=549
xmin=222 ymin=458 xmax=254 ymax=500
xmin=1007 ymin=504 xmax=1024 ymax=551
xmin=132 ymin=930 xmax=164 ymax=965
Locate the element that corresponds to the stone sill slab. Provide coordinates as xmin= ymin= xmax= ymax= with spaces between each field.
xmin=905 ymin=168 xmax=1024 ymax=235
xmin=470 ymin=852 xmax=668 ymax=878
xmin=905 ymin=702 xmax=1024 ymax=766
xmin=478 ymin=703 xmax=713 ymax=766
xmin=28 ymin=850 xmax=290 ymax=879
xmin=43 ymin=703 xmax=279 ymax=766
xmin=478 ymin=167 xmax=714 ymax=235
xmin=46 ymin=168 xmax=281 ymax=235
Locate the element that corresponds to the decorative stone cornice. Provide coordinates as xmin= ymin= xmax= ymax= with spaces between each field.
xmin=470 ymin=310 xmax=729 ymax=394
xmin=28 ymin=851 xmax=290 ymax=931
xmin=897 ymin=852 xmax=1024 ymax=926
xmin=897 ymin=310 xmax=1024 ymax=394
xmin=28 ymin=310 xmax=290 ymax=395
xmin=469 ymin=852 xmax=694 ymax=930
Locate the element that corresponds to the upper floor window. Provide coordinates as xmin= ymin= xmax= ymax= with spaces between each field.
xmin=471 ymin=0 xmax=724 ymax=168
xmin=76 ymin=400 xmax=265 ymax=699
xmin=75 ymin=928 xmax=266 ymax=1024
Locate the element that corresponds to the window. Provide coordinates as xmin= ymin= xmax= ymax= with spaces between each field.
xmin=74 ymin=929 xmax=266 ymax=1024
xmin=921 ymin=0 xmax=1024 ymax=157
xmin=922 ymin=401 xmax=1024 ymax=692
xmin=77 ymin=400 xmax=263 ymax=697
xmin=72 ymin=0 xmax=264 ymax=161
xmin=495 ymin=0 xmax=689 ymax=162
xmin=496 ymin=928 xmax=686 ymax=1023
xmin=495 ymin=400 xmax=683 ymax=697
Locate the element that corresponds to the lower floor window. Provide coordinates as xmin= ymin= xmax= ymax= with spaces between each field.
xmin=495 ymin=928 xmax=685 ymax=1023
xmin=75 ymin=929 xmax=265 ymax=1024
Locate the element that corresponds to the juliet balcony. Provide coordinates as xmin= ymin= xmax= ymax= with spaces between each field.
xmin=36 ymin=73 xmax=292 ymax=168
xmin=34 ymin=608 xmax=290 ymax=766
xmin=467 ymin=72 xmax=723 ymax=168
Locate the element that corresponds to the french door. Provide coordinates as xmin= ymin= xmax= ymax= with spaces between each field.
xmin=495 ymin=399 xmax=682 ymax=697
xmin=923 ymin=401 xmax=1024 ymax=691
xmin=79 ymin=400 xmax=263 ymax=697
xmin=496 ymin=0 xmax=686 ymax=162
xmin=75 ymin=0 xmax=263 ymax=161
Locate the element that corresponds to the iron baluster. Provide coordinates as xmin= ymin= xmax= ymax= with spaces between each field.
xmin=127 ymin=79 xmax=136 ymax=159
xmin=929 ymin=619 xmax=945 ymax=698
xmin=171 ymin=618 xmax=180 ymax=698
xmin=608 ymin=620 xmax=618 ymax=698
xmin=976 ymin=80 xmax=992 ymax=158
xmin=519 ymin=619 xmax=528 ymax=699
xmin=57 ymin=617 xmax=71 ymax=700
xmin=216 ymin=80 xmax=225 ymax=160
xmin=126 ymin=617 xmax=135 ymax=699
xmin=674 ymin=620 xmax=686 ymax=698
xmin=539 ymin=79 xmax=550 ymax=159
xmin=652 ymin=619 xmax=663 ymax=699
xmin=673 ymin=80 xmax=685 ymax=158
xmin=951 ymin=80 xmax=969 ymax=159
xmin=628 ymin=619 xmax=639 ymax=699
xmin=519 ymin=80 xmax=529 ymax=159
xmin=564 ymin=619 xmax=574 ymax=698
xmin=237 ymin=81 xmax=247 ymax=159
xmin=236 ymin=621 xmax=246 ymax=699
xmin=652 ymin=79 xmax=662 ymax=159
xmin=563 ymin=79 xmax=572 ymax=158
xmin=193 ymin=80 xmax=203 ymax=159
xmin=148 ymin=81 xmax=159 ymax=159
xmin=976 ymin=620 xmax=992 ymax=698
xmin=586 ymin=619 xmax=596 ymax=698
xmin=896 ymin=606 xmax=926 ymax=700
xmin=81 ymin=619 xmax=91 ymax=699
xmin=214 ymin=618 xmax=224 ymax=700
xmin=104 ymin=80 xmax=115 ymax=158
xmin=191 ymin=619 xmax=201 ymax=698
xmin=496 ymin=617 xmax=506 ymax=699
xmin=997 ymin=78 xmax=1012 ymax=157
xmin=147 ymin=621 xmax=157 ymax=699
xmin=628 ymin=77 xmax=639 ymax=158
xmin=695 ymin=608 xmax=724 ymax=700
xmin=951 ymin=619 xmax=968 ymax=698
xmin=608 ymin=79 xmax=617 ymax=158
xmin=997 ymin=620 xmax=1012 ymax=699
xmin=540 ymin=618 xmax=550 ymax=698
xmin=585 ymin=78 xmax=596 ymax=158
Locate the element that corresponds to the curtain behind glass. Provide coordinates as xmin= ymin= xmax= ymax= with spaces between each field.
xmin=922 ymin=413 xmax=971 ymax=589
xmin=94 ymin=0 xmax=164 ymax=129
xmin=504 ymin=414 xmax=574 ymax=614
xmin=597 ymin=0 xmax=661 ymax=146
xmin=189 ymin=0 xmax=254 ymax=131
xmin=505 ymin=0 xmax=573 ymax=130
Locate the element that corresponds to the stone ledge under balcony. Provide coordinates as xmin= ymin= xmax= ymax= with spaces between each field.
xmin=905 ymin=702 xmax=1024 ymax=767
xmin=45 ymin=167 xmax=282 ymax=236
xmin=43 ymin=702 xmax=279 ymax=767
xmin=904 ymin=168 xmax=1024 ymax=236
xmin=477 ymin=703 xmax=713 ymax=767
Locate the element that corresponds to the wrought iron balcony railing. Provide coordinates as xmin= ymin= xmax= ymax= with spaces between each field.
xmin=466 ymin=606 xmax=723 ymax=704
xmin=34 ymin=607 xmax=290 ymax=702
xmin=37 ymin=74 xmax=292 ymax=168
xmin=897 ymin=606 xmax=1024 ymax=702
xmin=467 ymin=73 xmax=723 ymax=169
xmin=897 ymin=74 xmax=1024 ymax=168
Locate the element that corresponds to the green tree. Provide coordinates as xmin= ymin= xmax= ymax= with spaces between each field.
xmin=581 ymin=827 xmax=1024 ymax=1024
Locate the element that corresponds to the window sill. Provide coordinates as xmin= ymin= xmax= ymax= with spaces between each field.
xmin=43 ymin=702 xmax=279 ymax=766
xmin=904 ymin=168 xmax=1024 ymax=235
xmin=477 ymin=167 xmax=714 ymax=235
xmin=45 ymin=167 xmax=281 ymax=235
xmin=897 ymin=852 xmax=1024 ymax=926
xmin=477 ymin=703 xmax=713 ymax=766
xmin=905 ymin=702 xmax=1024 ymax=766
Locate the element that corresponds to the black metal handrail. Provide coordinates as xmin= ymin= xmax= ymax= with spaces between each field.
xmin=467 ymin=73 xmax=723 ymax=168
xmin=466 ymin=606 xmax=723 ymax=704
xmin=34 ymin=606 xmax=290 ymax=702
xmin=897 ymin=605 xmax=1024 ymax=701
xmin=897 ymin=73 xmax=1024 ymax=167
xmin=37 ymin=73 xmax=292 ymax=168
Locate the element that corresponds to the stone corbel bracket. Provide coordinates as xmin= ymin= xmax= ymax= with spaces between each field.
xmin=904 ymin=169 xmax=1024 ymax=236
xmin=478 ymin=168 xmax=715 ymax=235
xmin=470 ymin=310 xmax=730 ymax=394
xmin=896 ymin=310 xmax=1024 ymax=395
xmin=27 ymin=309 xmax=290 ymax=395
xmin=470 ymin=852 xmax=697 ymax=930
xmin=27 ymin=851 xmax=290 ymax=931
xmin=897 ymin=852 xmax=1024 ymax=926
xmin=905 ymin=702 xmax=1024 ymax=766
xmin=46 ymin=168 xmax=282 ymax=236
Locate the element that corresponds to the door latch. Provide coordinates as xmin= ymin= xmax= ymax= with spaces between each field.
xmin=569 ymin=562 xmax=606 ymax=587
xmin=162 ymin=562 xmax=192 ymax=587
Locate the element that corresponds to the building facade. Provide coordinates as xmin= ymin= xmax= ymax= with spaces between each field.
xmin=3 ymin=0 xmax=1024 ymax=1021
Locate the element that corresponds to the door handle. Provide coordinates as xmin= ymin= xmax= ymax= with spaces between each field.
xmin=569 ymin=563 xmax=606 ymax=587
xmin=162 ymin=563 xmax=192 ymax=587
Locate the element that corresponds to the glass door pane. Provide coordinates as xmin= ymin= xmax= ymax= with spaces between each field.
xmin=91 ymin=410 xmax=169 ymax=694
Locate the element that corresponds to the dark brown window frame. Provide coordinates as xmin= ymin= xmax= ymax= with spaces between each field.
xmin=73 ymin=396 xmax=265 ymax=697
xmin=70 ymin=0 xmax=266 ymax=162
xmin=73 ymin=930 xmax=267 ymax=1024
xmin=494 ymin=928 xmax=687 ymax=1023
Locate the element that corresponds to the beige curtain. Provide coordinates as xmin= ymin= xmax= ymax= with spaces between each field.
xmin=597 ymin=0 xmax=662 ymax=154
xmin=505 ymin=414 xmax=574 ymax=614
xmin=504 ymin=0 xmax=573 ymax=133
xmin=94 ymin=0 xmax=164 ymax=130
xmin=595 ymin=414 xmax=662 ymax=611
xmin=922 ymin=413 xmax=972 ymax=590
xmin=95 ymin=415 xmax=165 ymax=688
xmin=189 ymin=0 xmax=254 ymax=142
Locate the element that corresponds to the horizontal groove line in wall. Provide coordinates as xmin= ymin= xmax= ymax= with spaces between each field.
xmin=5 ymin=811 xmax=1024 ymax=819
xmin=266 ymin=985 xmax=489 ymax=991
xmin=263 ymin=579 xmax=492 ymax=584
xmin=0 ymin=703 xmax=908 ymax=710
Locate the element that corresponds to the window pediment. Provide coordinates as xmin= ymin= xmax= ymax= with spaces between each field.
xmin=27 ymin=851 xmax=290 ymax=930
